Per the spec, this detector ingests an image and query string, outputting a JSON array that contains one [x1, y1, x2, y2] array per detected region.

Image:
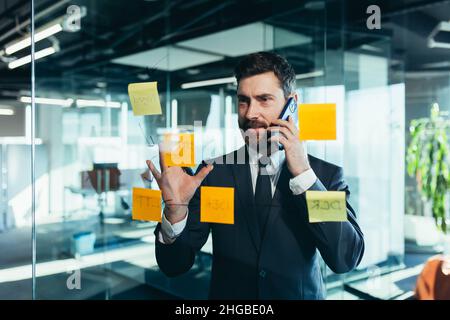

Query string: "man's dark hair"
[[234, 51, 296, 98]]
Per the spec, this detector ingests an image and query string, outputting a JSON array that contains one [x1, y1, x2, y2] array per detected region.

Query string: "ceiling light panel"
[[112, 45, 223, 71]]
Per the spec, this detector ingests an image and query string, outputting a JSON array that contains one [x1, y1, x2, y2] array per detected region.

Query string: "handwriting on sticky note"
[[306, 191, 347, 223], [128, 82, 162, 116], [299, 103, 336, 140], [201, 186, 234, 224], [162, 133, 195, 167], [132, 187, 162, 222]]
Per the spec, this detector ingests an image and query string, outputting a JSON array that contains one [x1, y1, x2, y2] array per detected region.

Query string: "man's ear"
[[293, 92, 299, 103]]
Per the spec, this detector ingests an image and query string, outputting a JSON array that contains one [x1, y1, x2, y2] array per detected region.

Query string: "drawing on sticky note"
[[200, 186, 234, 224], [132, 187, 162, 222], [298, 103, 336, 140], [205, 198, 229, 211], [128, 82, 162, 116], [309, 199, 343, 210], [162, 133, 195, 167], [305, 190, 347, 223]]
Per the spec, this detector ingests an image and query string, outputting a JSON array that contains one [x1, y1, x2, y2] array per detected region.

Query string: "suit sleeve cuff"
[[159, 208, 188, 241], [289, 168, 317, 195]]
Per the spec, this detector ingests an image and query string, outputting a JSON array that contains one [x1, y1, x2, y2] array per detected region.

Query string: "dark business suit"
[[154, 147, 364, 299]]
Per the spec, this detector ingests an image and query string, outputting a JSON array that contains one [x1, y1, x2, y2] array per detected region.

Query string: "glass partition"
[[0, 0, 32, 300], [4, 0, 422, 300]]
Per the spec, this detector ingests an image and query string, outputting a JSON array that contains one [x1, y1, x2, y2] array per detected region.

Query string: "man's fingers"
[[146, 160, 161, 180], [288, 115, 296, 130], [269, 135, 289, 149], [268, 126, 294, 140], [271, 118, 298, 136], [287, 117, 299, 135], [289, 115, 301, 138], [195, 164, 214, 184]]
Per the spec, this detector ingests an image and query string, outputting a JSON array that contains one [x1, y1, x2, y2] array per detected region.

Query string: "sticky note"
[[306, 191, 347, 223], [162, 133, 195, 167], [200, 186, 234, 224], [299, 103, 336, 140], [132, 187, 162, 222], [128, 82, 162, 116]]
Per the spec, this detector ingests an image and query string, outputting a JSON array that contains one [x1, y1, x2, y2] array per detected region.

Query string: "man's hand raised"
[[146, 150, 213, 224]]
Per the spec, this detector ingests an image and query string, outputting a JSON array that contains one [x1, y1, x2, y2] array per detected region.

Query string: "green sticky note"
[[128, 82, 162, 116], [306, 191, 347, 223]]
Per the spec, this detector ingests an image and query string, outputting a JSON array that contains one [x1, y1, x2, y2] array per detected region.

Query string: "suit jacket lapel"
[[231, 147, 261, 253]]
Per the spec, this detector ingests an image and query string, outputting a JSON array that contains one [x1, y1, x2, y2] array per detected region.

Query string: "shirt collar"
[[246, 145, 285, 174]]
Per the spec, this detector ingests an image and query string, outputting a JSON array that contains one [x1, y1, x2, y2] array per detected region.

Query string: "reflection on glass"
[[1, 0, 448, 301]]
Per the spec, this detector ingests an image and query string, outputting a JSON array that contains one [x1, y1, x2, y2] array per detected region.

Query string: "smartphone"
[[272, 97, 298, 150]]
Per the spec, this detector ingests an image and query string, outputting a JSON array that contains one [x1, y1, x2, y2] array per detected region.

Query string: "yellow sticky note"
[[132, 187, 162, 222], [200, 186, 234, 224], [162, 133, 195, 167], [128, 82, 162, 116], [299, 103, 336, 140], [306, 191, 347, 223]]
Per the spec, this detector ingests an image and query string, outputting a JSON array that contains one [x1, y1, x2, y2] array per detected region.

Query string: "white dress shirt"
[[158, 147, 317, 244]]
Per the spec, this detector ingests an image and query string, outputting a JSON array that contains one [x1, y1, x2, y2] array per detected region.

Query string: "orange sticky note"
[[200, 186, 234, 224], [162, 133, 195, 167], [299, 103, 336, 140], [132, 187, 162, 222]]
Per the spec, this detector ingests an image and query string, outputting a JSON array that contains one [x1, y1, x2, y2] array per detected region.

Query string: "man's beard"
[[239, 119, 277, 155], [241, 119, 267, 132]]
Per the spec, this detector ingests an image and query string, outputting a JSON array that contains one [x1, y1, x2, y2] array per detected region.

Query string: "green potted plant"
[[406, 103, 450, 234]]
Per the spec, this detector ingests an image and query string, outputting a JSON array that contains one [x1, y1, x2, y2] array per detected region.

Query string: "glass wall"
[[0, 0, 33, 300], [29, 0, 403, 299], [3, 0, 448, 300]]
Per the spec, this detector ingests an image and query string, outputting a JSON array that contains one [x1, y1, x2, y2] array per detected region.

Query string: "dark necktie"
[[254, 160, 272, 235]]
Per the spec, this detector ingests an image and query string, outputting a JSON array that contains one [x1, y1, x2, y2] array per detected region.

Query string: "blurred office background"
[[0, 0, 449, 300]]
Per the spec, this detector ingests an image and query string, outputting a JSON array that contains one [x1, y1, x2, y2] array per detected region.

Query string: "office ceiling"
[[0, 0, 449, 101]]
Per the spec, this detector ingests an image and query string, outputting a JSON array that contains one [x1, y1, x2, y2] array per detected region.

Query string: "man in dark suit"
[[147, 52, 364, 299]]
